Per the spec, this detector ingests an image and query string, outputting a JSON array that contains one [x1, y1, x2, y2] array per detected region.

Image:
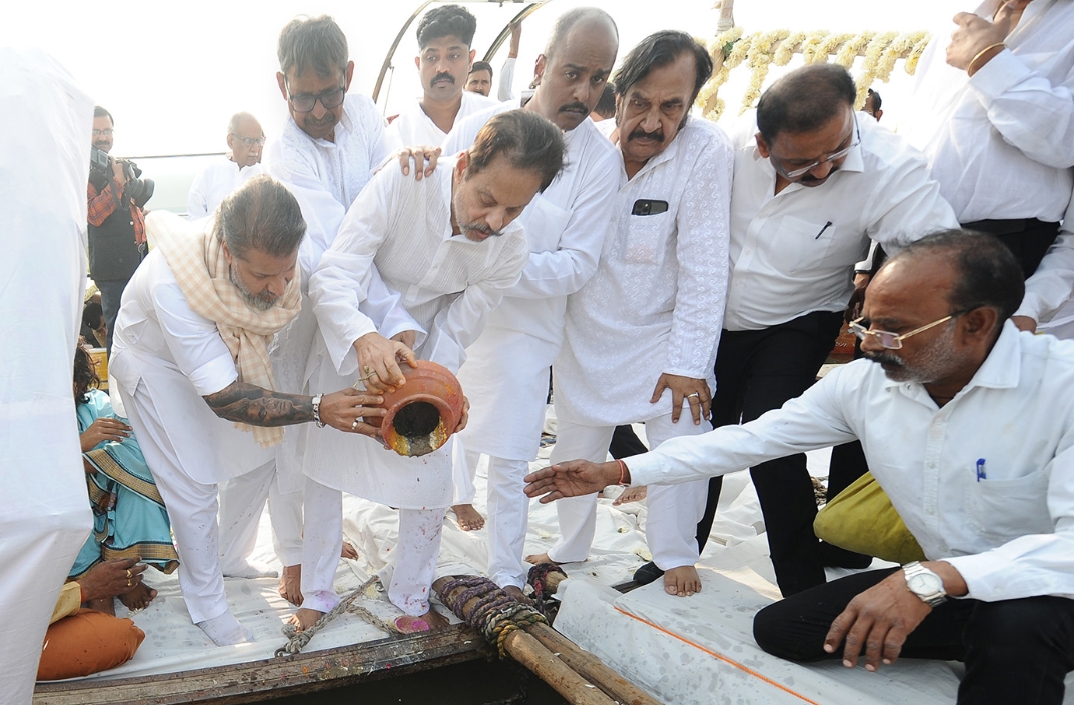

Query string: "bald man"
[[187, 112, 265, 221]]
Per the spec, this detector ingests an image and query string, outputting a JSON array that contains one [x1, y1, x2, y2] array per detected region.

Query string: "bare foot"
[[524, 552, 563, 566], [279, 565, 303, 606], [452, 504, 485, 531], [613, 485, 648, 505], [395, 607, 449, 633], [118, 582, 157, 610], [288, 607, 324, 632], [663, 566, 702, 597], [86, 596, 116, 616], [341, 540, 358, 560], [503, 585, 534, 605]]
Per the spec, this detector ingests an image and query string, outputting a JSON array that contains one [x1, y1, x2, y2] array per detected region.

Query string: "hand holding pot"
[[320, 388, 386, 437], [353, 332, 418, 393]]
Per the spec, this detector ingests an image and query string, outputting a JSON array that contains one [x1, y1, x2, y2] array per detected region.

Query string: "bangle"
[[615, 459, 629, 486], [967, 42, 1005, 76], [312, 393, 326, 428]]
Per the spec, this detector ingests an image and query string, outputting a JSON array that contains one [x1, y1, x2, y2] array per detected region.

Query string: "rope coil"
[[436, 575, 548, 658]]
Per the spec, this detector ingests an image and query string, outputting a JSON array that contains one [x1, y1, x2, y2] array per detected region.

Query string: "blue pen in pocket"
[[976, 458, 987, 482]]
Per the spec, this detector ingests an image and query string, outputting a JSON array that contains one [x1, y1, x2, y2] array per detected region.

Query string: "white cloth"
[[555, 117, 735, 427], [218, 460, 303, 571], [548, 415, 709, 564], [498, 56, 517, 102], [445, 106, 619, 459], [186, 157, 261, 221], [629, 322, 1074, 603], [384, 91, 498, 153], [1, 48, 93, 704], [724, 115, 959, 332], [261, 93, 392, 281], [902, 0, 1074, 223], [463, 452, 532, 589], [1017, 191, 1074, 322]]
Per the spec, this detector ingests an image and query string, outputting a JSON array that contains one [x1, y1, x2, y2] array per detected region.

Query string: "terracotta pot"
[[375, 360, 465, 457]]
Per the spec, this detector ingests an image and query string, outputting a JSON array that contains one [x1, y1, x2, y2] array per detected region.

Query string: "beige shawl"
[[148, 211, 301, 447]]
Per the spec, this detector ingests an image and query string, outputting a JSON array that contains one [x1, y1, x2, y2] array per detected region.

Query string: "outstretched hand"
[[524, 460, 619, 503], [353, 332, 417, 393], [395, 146, 441, 180], [320, 388, 386, 438]]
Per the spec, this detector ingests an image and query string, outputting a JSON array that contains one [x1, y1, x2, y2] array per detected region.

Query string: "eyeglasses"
[[772, 116, 860, 179], [848, 314, 956, 350], [287, 85, 346, 113], [231, 134, 266, 147], [92, 129, 114, 137]]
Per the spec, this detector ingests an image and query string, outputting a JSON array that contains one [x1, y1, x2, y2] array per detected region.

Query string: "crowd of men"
[[10, 1, 1074, 703]]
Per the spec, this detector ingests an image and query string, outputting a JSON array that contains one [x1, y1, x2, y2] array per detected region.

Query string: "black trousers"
[[961, 218, 1060, 280], [754, 568, 1074, 705], [697, 310, 847, 597]]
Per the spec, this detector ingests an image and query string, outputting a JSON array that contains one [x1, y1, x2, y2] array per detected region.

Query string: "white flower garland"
[[698, 29, 932, 120]]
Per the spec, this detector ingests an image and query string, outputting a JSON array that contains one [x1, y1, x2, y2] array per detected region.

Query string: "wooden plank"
[[34, 624, 488, 705]]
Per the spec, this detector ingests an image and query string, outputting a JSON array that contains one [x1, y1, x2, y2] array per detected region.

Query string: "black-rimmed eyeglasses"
[[287, 86, 346, 113]]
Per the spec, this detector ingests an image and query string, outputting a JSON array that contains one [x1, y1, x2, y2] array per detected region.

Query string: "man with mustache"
[[525, 230, 1074, 705], [440, 7, 619, 595], [187, 112, 265, 222], [385, 4, 497, 152], [108, 177, 387, 646], [688, 64, 958, 599], [527, 31, 734, 599], [295, 110, 565, 633]]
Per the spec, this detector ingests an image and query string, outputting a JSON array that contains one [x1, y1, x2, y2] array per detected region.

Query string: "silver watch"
[[312, 393, 326, 428], [902, 561, 946, 607]]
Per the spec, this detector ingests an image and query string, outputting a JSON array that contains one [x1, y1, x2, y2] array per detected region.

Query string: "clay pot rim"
[[382, 393, 455, 445]]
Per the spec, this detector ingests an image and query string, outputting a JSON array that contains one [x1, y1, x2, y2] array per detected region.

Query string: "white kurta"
[[555, 118, 735, 427], [2, 48, 93, 704], [901, 0, 1074, 223], [1019, 192, 1074, 323], [444, 105, 619, 460], [304, 160, 529, 508], [186, 157, 262, 221], [724, 115, 959, 331], [384, 91, 498, 153]]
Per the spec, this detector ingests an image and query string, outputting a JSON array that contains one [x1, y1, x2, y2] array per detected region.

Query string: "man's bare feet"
[[118, 582, 157, 610], [86, 596, 116, 616], [524, 552, 562, 566], [503, 585, 534, 605], [612, 485, 648, 505], [664, 566, 702, 597], [452, 504, 485, 531], [395, 607, 450, 633], [341, 540, 358, 560], [279, 565, 303, 606], [288, 607, 325, 632]]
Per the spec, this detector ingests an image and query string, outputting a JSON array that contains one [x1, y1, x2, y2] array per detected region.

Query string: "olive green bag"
[[813, 471, 926, 565]]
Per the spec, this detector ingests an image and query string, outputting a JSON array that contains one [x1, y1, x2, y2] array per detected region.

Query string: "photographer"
[[88, 106, 152, 355]]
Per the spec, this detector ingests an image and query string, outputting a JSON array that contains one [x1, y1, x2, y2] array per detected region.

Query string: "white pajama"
[[218, 461, 304, 572], [547, 413, 709, 568], [301, 477, 444, 617], [461, 450, 533, 589]]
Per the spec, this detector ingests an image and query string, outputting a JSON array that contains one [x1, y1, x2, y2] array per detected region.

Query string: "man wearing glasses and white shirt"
[[187, 112, 265, 222], [685, 64, 959, 599]]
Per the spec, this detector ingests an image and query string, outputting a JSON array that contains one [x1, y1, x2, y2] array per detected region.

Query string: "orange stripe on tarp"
[[613, 605, 823, 705]]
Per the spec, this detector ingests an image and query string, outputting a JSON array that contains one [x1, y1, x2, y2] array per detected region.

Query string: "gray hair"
[[543, 7, 618, 62], [277, 15, 348, 79], [227, 111, 259, 136], [214, 176, 306, 259]]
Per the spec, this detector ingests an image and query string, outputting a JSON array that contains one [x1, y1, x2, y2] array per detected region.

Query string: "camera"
[[89, 146, 112, 181], [116, 158, 155, 209]]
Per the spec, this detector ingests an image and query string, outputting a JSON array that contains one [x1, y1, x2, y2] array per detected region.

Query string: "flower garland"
[[697, 29, 932, 120]]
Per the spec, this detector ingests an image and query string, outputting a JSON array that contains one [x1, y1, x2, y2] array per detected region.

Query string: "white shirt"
[[384, 91, 498, 153], [186, 156, 261, 221], [724, 115, 959, 331], [261, 93, 391, 280], [309, 157, 529, 377], [1018, 190, 1074, 322], [554, 118, 735, 426], [902, 0, 1074, 223], [443, 104, 619, 344], [629, 323, 1074, 603], [498, 56, 517, 102]]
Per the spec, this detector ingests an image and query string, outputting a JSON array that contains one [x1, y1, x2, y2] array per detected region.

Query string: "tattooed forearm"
[[203, 381, 314, 427]]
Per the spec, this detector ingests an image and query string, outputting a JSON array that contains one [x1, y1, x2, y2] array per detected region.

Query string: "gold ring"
[[126, 569, 132, 578], [126, 579, 132, 588], [351, 419, 360, 431]]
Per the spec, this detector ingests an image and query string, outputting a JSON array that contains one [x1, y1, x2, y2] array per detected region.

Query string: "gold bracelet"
[[967, 42, 1006, 76]]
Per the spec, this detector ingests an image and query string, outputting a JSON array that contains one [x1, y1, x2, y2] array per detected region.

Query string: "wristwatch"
[[902, 561, 947, 607], [312, 393, 326, 428]]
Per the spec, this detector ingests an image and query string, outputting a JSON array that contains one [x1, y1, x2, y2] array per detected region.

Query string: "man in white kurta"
[[2, 48, 94, 704], [440, 7, 619, 596], [383, 4, 497, 152], [215, 15, 405, 601], [542, 33, 735, 598], [187, 112, 264, 222], [299, 110, 564, 629], [901, 0, 1074, 279]]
